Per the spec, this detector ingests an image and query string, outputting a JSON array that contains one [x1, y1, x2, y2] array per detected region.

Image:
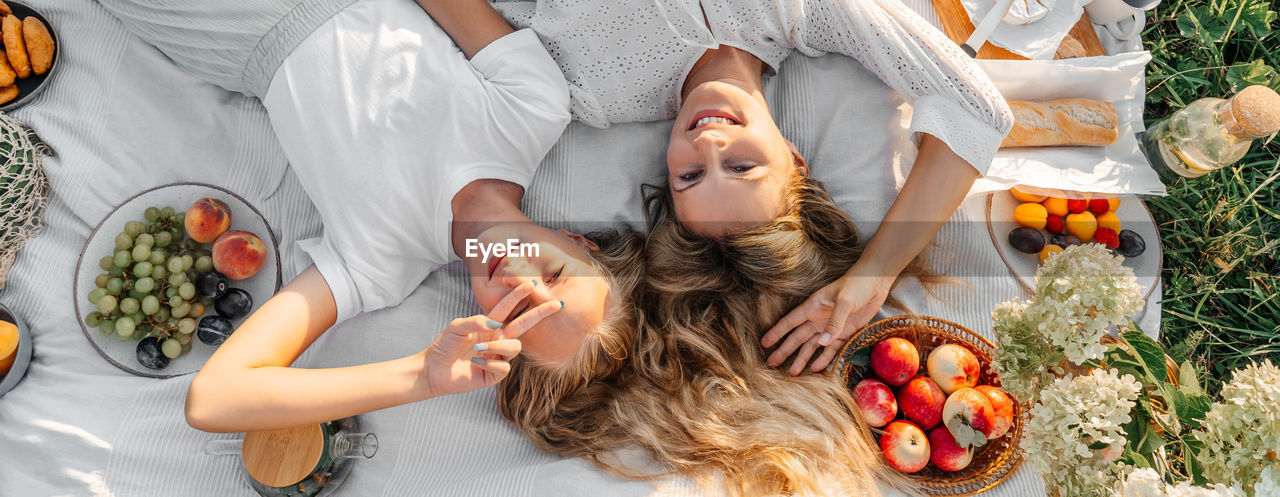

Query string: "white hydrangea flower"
[[1024, 369, 1141, 496], [1113, 468, 1246, 497], [1195, 360, 1280, 496], [1028, 244, 1145, 364], [990, 298, 1060, 403]]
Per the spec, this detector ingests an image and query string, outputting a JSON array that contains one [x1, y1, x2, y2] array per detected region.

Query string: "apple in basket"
[[975, 385, 1014, 439], [879, 420, 930, 473], [898, 376, 947, 430], [942, 388, 997, 448], [853, 379, 898, 428], [926, 344, 980, 394], [928, 426, 973, 472], [870, 337, 919, 387]]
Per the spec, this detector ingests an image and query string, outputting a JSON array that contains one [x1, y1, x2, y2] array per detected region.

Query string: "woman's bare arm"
[[411, 0, 516, 58]]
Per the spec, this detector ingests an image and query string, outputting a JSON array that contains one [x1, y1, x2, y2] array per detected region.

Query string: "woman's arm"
[[185, 266, 555, 432], [762, 136, 978, 375], [411, 0, 515, 58]]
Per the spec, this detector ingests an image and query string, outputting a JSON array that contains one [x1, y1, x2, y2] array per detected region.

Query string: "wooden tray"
[[931, 0, 1107, 59]]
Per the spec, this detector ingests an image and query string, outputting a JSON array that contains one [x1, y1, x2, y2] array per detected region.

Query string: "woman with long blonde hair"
[[500, 174, 935, 496]]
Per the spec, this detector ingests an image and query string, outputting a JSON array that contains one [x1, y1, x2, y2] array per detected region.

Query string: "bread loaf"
[[1001, 99, 1119, 148]]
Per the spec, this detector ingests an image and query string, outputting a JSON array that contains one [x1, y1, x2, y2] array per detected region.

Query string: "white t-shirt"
[[263, 0, 571, 324]]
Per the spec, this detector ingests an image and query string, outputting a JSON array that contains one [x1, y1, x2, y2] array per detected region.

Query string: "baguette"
[[1001, 99, 1119, 148]]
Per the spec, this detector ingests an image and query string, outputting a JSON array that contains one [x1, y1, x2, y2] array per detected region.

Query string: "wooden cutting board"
[[931, 0, 1107, 59]]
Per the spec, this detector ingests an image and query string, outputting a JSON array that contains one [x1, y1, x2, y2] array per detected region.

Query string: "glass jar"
[[204, 416, 377, 497], [1140, 85, 1280, 181]]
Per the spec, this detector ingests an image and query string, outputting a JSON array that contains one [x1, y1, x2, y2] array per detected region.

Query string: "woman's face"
[[466, 223, 610, 366], [666, 81, 806, 238]]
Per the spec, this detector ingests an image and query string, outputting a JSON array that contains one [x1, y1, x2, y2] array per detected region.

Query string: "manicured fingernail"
[[818, 333, 833, 346], [473, 343, 489, 351], [558, 300, 565, 309], [485, 319, 501, 329], [471, 357, 485, 365], [530, 279, 538, 287]]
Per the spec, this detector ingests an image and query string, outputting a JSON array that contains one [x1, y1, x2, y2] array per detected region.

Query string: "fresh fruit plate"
[[73, 183, 281, 378], [834, 316, 1026, 496], [986, 190, 1161, 300], [0, 301, 33, 398]]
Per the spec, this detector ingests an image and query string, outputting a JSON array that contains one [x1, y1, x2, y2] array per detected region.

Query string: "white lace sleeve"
[[796, 0, 1013, 174]]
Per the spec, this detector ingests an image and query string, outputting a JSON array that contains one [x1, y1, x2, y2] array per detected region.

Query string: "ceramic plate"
[[986, 191, 1161, 300], [73, 183, 281, 378], [0, 2, 61, 112], [0, 302, 33, 397]]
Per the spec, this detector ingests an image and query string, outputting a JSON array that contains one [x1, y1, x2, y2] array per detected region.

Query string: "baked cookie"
[[22, 17, 52, 75], [2, 16, 29, 78]]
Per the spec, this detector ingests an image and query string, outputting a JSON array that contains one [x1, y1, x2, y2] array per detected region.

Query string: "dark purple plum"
[[197, 315, 234, 346], [1051, 234, 1083, 248], [196, 271, 228, 300], [1117, 230, 1146, 257], [1009, 227, 1045, 254], [136, 337, 170, 370], [214, 288, 253, 319]]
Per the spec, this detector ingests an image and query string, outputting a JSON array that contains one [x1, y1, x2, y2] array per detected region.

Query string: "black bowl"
[[0, 1, 60, 112]]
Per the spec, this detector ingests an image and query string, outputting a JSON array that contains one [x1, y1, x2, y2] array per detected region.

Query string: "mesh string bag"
[[0, 112, 53, 289]]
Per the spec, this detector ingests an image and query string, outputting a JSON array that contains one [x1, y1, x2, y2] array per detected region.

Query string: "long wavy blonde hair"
[[499, 175, 928, 496]]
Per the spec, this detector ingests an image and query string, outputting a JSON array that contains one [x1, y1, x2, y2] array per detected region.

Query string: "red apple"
[[853, 379, 898, 428], [927, 344, 980, 394], [928, 426, 973, 471], [943, 388, 997, 445], [899, 376, 947, 429], [871, 337, 919, 387], [880, 420, 930, 473], [975, 385, 1014, 439]]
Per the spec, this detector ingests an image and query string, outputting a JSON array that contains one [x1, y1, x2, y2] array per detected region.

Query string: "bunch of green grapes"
[[84, 206, 217, 364]]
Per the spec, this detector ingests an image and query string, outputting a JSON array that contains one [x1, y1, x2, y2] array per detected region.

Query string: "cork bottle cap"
[[242, 424, 325, 488], [1231, 85, 1280, 137]]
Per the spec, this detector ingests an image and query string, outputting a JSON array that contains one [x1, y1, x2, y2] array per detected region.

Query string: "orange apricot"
[[1096, 212, 1122, 233], [1010, 187, 1047, 203], [1014, 203, 1049, 230], [1042, 197, 1069, 217], [1039, 244, 1064, 264], [1065, 211, 1098, 242]]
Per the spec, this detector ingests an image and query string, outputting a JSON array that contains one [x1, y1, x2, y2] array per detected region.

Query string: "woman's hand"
[[761, 265, 894, 376], [419, 281, 561, 398]]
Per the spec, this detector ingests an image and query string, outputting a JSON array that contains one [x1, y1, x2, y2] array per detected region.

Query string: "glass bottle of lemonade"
[[1141, 85, 1280, 181]]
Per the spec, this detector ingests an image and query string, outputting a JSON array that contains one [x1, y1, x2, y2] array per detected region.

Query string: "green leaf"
[[1087, 440, 1110, 450], [1121, 445, 1153, 469], [1226, 59, 1277, 91], [849, 347, 871, 367], [1178, 360, 1203, 396], [1237, 0, 1276, 37], [1123, 330, 1168, 384]]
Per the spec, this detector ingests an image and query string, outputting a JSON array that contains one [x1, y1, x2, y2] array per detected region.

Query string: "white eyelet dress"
[[492, 0, 1014, 172]]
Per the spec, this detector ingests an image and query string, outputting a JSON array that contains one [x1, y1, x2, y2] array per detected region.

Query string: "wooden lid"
[[241, 424, 324, 488], [1231, 85, 1280, 137]]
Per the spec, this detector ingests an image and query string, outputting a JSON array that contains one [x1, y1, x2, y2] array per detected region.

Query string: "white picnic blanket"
[[0, 0, 1161, 496]]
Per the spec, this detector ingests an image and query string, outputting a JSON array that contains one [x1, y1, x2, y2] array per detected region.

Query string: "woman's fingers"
[[762, 305, 809, 348], [810, 341, 846, 373], [473, 338, 522, 360], [500, 299, 563, 340], [766, 322, 818, 367], [486, 280, 539, 323], [789, 339, 822, 376], [822, 296, 857, 344], [469, 357, 512, 380]]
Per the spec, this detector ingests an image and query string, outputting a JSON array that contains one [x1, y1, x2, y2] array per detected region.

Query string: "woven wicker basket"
[[834, 316, 1027, 496]]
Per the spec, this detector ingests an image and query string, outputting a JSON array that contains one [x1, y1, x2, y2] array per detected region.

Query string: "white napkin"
[[961, 0, 1086, 59], [969, 52, 1167, 197]]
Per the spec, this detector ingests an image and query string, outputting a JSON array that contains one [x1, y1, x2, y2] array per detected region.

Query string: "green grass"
[[1141, 0, 1279, 390]]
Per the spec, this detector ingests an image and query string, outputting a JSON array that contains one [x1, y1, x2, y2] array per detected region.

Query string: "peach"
[[212, 230, 266, 280], [853, 379, 898, 428], [0, 320, 17, 377], [1039, 244, 1063, 264], [975, 385, 1014, 439], [1013, 203, 1048, 230], [943, 388, 997, 443], [1065, 211, 1097, 242], [880, 420, 930, 473], [1096, 211, 1122, 233], [928, 426, 973, 472], [186, 198, 232, 243], [926, 344, 979, 394], [871, 337, 920, 387], [1042, 197, 1069, 217], [1009, 187, 1046, 203], [899, 376, 947, 429]]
